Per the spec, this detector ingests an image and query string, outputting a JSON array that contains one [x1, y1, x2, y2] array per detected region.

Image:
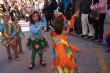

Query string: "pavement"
[[105, 10, 110, 24], [0, 19, 110, 73]]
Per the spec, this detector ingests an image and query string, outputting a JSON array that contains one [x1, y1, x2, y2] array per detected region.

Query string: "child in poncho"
[[0, 12, 19, 61]]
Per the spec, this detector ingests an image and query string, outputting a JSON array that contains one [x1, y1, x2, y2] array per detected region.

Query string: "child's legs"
[[18, 40, 23, 52], [31, 48, 37, 64], [38, 51, 43, 61], [11, 44, 18, 57], [16, 41, 18, 52], [5, 45, 11, 57]]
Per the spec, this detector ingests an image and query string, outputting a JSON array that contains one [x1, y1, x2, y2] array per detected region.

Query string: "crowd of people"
[[0, 0, 110, 73], [79, 0, 110, 52]]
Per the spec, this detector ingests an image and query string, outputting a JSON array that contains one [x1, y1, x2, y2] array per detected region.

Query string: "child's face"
[[2, 15, 10, 24], [32, 13, 39, 22]]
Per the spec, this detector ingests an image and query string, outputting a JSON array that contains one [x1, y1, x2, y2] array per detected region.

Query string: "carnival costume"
[[52, 35, 79, 73], [51, 10, 79, 73], [27, 17, 48, 66], [16, 24, 25, 41], [0, 13, 19, 60], [0, 22, 17, 47]]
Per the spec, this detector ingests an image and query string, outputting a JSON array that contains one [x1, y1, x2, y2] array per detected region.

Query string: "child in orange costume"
[[51, 15, 80, 73], [51, 10, 79, 48], [51, 10, 79, 37]]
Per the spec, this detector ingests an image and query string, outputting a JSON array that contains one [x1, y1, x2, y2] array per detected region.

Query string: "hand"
[[96, 17, 100, 20], [51, 42, 55, 49], [31, 37, 35, 41], [26, 40, 28, 44], [71, 66, 78, 70], [41, 14, 45, 18], [74, 11, 79, 17], [35, 44, 40, 49]]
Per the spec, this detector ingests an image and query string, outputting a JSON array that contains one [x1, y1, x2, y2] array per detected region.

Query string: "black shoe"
[[7, 56, 13, 62], [81, 35, 88, 38], [70, 28, 74, 32], [28, 63, 35, 70], [91, 37, 98, 41], [44, 27, 50, 32], [8, 56, 12, 62], [8, 56, 12, 60], [106, 49, 110, 52], [95, 39, 103, 43], [87, 36, 93, 39]]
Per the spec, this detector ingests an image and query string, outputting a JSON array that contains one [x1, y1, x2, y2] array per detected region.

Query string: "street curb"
[[69, 32, 107, 48]]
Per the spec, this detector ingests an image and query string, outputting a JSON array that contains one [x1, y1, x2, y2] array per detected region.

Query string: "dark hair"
[[53, 15, 64, 35], [93, 0, 99, 4], [44, 0, 49, 5], [50, 0, 58, 10], [0, 4, 6, 12], [107, 0, 110, 9], [29, 11, 41, 24]]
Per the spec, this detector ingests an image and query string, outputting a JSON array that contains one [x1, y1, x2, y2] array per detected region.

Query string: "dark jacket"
[[79, 0, 92, 14], [42, 3, 50, 15], [107, 0, 110, 9], [42, 0, 58, 14]]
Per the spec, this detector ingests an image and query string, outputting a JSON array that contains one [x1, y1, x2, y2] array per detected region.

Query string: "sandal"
[[40, 60, 46, 66], [7, 56, 12, 62], [15, 56, 20, 61], [28, 63, 35, 70]]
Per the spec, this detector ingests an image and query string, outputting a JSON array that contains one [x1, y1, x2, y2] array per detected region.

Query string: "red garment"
[[3, 0, 7, 2], [106, 32, 110, 37]]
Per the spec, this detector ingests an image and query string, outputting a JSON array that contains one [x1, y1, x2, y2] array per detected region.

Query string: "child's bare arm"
[[69, 44, 80, 53]]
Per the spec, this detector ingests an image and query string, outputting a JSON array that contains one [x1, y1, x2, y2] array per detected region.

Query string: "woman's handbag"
[[90, 11, 100, 20]]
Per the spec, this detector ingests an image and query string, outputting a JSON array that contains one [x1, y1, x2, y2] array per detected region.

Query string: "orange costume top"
[[51, 34, 79, 73]]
